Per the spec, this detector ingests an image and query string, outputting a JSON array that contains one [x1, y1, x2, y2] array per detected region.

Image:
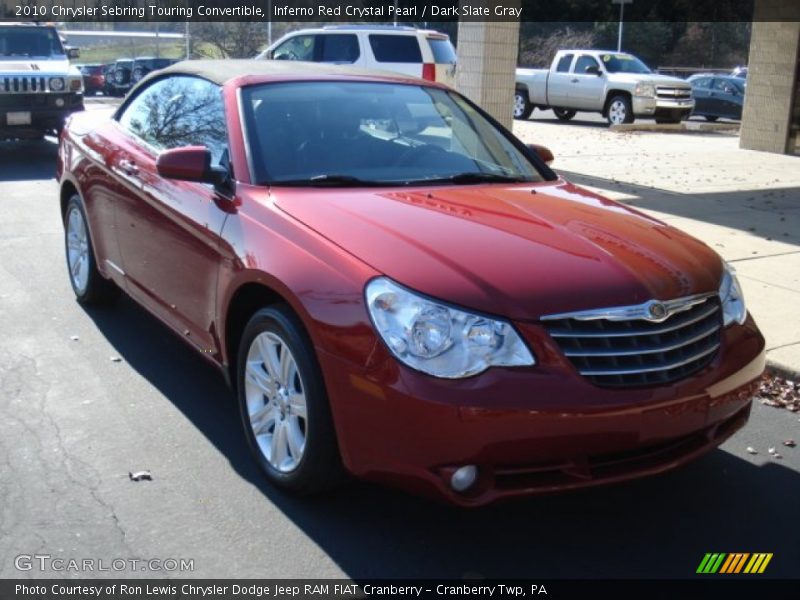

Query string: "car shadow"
[[559, 170, 800, 249], [81, 295, 800, 579], [0, 139, 59, 182]]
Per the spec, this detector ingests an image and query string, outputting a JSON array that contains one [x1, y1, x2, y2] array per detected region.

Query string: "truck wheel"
[[513, 91, 533, 120], [553, 108, 576, 121], [606, 95, 633, 125]]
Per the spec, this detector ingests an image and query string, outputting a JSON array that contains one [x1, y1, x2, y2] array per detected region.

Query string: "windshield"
[[0, 26, 64, 59], [599, 53, 651, 74], [243, 81, 547, 186]]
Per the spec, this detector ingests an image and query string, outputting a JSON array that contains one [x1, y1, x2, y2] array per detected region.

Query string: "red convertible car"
[[57, 61, 765, 506]]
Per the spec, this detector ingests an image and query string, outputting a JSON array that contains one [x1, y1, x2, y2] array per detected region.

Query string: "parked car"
[[0, 22, 84, 140], [688, 74, 745, 121], [101, 63, 116, 95], [256, 25, 457, 87], [57, 60, 765, 506], [107, 58, 134, 95], [515, 50, 694, 125], [130, 56, 175, 84], [78, 63, 105, 95]]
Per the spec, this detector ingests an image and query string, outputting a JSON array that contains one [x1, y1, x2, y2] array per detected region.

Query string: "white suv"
[[256, 25, 457, 87]]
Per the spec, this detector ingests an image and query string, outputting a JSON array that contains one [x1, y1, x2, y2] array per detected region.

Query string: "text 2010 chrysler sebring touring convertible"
[[57, 61, 765, 506]]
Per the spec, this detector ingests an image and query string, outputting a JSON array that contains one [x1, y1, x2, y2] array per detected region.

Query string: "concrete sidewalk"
[[514, 120, 800, 378]]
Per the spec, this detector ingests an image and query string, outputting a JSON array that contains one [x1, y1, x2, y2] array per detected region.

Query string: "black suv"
[[131, 57, 175, 84]]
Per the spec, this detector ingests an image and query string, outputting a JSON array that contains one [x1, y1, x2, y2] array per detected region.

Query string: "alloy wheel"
[[608, 100, 628, 125], [513, 93, 526, 118], [244, 332, 308, 473], [66, 206, 90, 294]]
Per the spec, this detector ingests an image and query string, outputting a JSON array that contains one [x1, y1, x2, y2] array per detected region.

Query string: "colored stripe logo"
[[697, 552, 773, 574]]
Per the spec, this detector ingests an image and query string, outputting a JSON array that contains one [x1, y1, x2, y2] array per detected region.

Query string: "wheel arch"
[[222, 279, 314, 392], [59, 178, 80, 220], [603, 90, 632, 116]]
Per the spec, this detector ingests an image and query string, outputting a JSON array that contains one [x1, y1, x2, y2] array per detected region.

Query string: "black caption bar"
[[4, 0, 798, 23], [4, 580, 800, 600]]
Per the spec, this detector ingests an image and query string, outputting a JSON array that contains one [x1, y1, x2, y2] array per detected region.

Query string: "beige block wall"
[[739, 1, 800, 154], [455, 4, 521, 131]]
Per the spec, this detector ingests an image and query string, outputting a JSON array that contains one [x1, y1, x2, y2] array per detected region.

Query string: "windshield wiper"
[[411, 172, 529, 185], [271, 174, 394, 187]]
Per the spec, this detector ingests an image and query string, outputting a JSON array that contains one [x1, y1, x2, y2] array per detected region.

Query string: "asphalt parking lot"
[[0, 130, 798, 579]]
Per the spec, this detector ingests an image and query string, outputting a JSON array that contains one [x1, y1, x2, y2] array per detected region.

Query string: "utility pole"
[[612, 0, 633, 52]]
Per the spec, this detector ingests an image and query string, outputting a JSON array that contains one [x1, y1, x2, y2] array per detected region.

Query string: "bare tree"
[[190, 22, 269, 59]]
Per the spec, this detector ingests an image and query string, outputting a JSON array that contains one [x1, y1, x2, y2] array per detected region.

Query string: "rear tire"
[[553, 108, 576, 121], [237, 305, 345, 494], [513, 91, 533, 120], [606, 95, 634, 125], [63, 194, 119, 305]]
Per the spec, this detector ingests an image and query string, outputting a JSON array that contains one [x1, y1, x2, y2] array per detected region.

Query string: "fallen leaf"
[[129, 471, 152, 482]]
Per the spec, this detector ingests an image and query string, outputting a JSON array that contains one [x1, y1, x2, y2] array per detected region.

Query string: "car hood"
[[274, 181, 722, 321], [0, 58, 77, 77]]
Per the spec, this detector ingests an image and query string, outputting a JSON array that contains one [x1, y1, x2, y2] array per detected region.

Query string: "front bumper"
[[319, 315, 765, 506], [0, 93, 84, 136], [633, 96, 695, 117]]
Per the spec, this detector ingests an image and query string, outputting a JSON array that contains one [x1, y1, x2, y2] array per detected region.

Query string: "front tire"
[[606, 95, 634, 125], [553, 107, 576, 121], [63, 194, 119, 305], [513, 91, 533, 120], [237, 305, 344, 494]]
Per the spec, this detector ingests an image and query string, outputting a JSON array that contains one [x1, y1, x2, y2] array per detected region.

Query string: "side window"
[[693, 77, 711, 89], [574, 55, 600, 74], [320, 34, 359, 63], [118, 76, 228, 166], [712, 78, 737, 93], [369, 34, 422, 63], [273, 35, 315, 61], [555, 54, 574, 73]]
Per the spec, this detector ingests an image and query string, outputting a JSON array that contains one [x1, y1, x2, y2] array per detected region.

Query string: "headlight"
[[719, 262, 746, 326], [365, 277, 535, 378], [49, 77, 65, 92], [634, 82, 656, 97], [69, 78, 83, 92]]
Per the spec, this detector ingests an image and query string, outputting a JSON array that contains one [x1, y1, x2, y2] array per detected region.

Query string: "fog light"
[[55, 98, 65, 107], [450, 465, 478, 492]]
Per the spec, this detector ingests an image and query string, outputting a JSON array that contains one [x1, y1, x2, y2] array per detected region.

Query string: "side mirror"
[[528, 143, 554, 166], [156, 146, 230, 188], [585, 65, 601, 76], [67, 47, 80, 60]]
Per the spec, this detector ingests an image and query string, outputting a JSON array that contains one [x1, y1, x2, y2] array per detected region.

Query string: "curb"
[[610, 122, 740, 134], [766, 359, 800, 382]]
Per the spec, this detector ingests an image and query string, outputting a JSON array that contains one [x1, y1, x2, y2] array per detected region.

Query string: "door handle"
[[118, 159, 139, 176], [571, 78, 579, 83]]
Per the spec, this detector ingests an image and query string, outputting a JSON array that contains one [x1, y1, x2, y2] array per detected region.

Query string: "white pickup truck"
[[514, 49, 694, 126]]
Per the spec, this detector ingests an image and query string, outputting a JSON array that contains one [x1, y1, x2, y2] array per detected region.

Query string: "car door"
[[112, 75, 230, 357], [569, 54, 606, 110], [546, 53, 574, 107], [713, 79, 741, 119], [691, 77, 713, 114]]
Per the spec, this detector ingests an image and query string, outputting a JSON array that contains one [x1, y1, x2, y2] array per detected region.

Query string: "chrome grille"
[[543, 295, 722, 388], [656, 86, 692, 100], [2, 76, 49, 93]]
